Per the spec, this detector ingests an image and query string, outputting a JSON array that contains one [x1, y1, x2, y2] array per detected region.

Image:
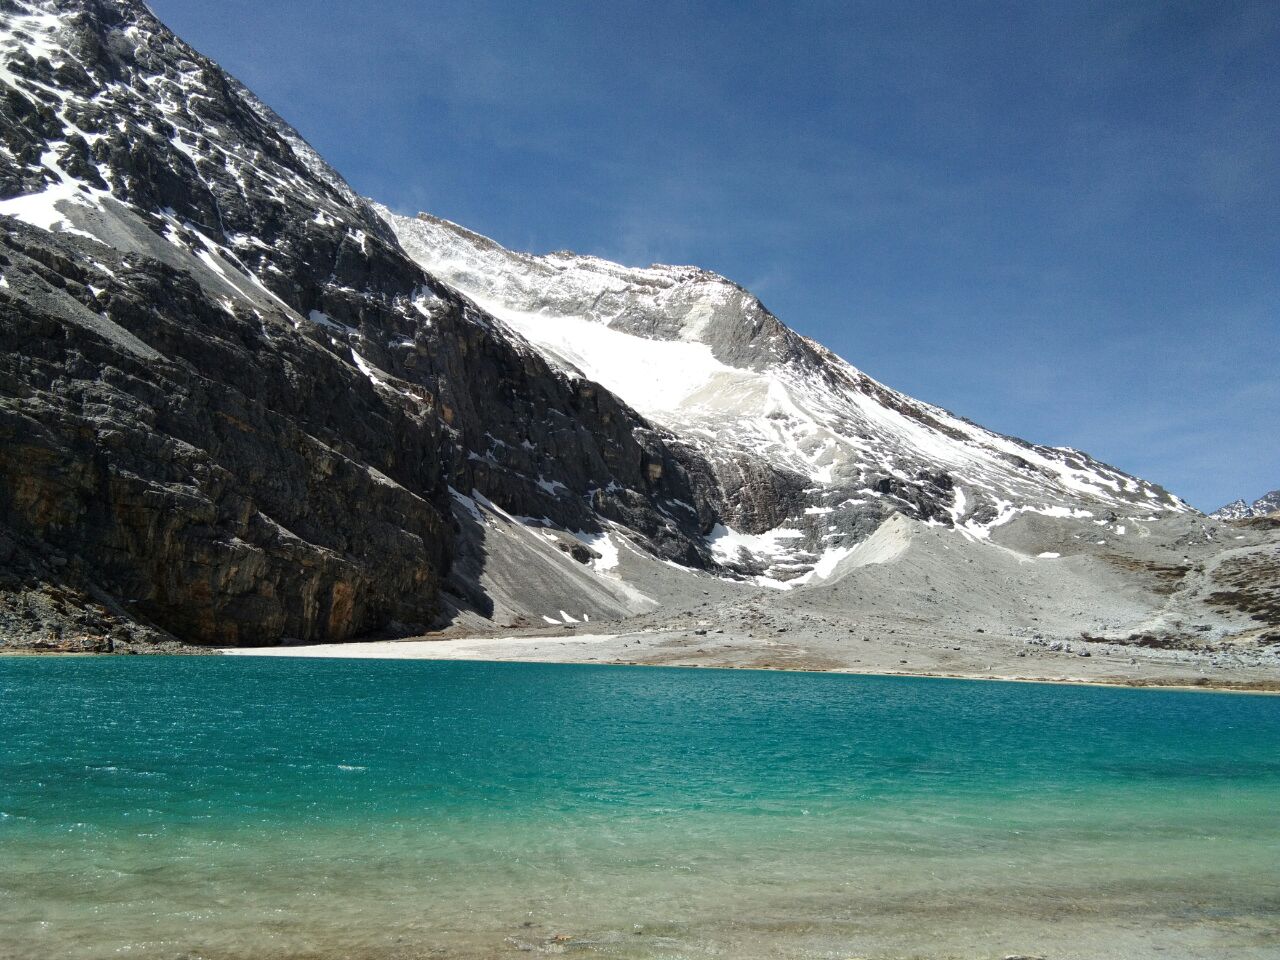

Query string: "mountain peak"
[[381, 203, 810, 372], [1212, 490, 1280, 520]]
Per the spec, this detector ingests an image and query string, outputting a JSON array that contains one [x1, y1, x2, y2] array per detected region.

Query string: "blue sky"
[[150, 0, 1278, 511]]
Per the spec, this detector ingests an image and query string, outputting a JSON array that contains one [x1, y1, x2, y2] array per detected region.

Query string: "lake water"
[[1, 656, 1277, 959]]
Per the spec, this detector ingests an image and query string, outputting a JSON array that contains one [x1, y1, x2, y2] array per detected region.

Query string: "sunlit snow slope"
[[381, 208, 1189, 585]]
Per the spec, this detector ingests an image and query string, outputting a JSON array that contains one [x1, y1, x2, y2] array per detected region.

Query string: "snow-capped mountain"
[[0, 0, 1197, 648], [1212, 490, 1280, 521], [381, 210, 1189, 585]]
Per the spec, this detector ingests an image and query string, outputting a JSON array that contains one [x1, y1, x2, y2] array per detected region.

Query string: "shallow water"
[[1, 657, 1277, 959]]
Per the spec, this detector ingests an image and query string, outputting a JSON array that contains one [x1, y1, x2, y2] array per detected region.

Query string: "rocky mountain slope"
[[382, 209, 1189, 586], [1, 0, 1267, 657], [0, 0, 722, 647], [1212, 489, 1280, 521]]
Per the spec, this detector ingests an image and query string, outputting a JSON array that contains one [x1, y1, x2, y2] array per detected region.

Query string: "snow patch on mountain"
[[473, 297, 736, 414]]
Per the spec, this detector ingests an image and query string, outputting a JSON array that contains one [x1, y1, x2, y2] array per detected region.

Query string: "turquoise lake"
[[1, 656, 1278, 959]]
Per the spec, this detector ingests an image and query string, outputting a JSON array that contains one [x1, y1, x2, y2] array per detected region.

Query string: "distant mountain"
[[0, 0, 1192, 648], [1212, 490, 1280, 520]]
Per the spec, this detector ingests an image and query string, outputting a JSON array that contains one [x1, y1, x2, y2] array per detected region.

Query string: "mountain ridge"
[[381, 203, 1188, 584], [1212, 489, 1280, 521]]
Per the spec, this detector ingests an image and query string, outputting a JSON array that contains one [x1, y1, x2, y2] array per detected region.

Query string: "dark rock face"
[[0, 0, 724, 647], [0, 220, 452, 645]]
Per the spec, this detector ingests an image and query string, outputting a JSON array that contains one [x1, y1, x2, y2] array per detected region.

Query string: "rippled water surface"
[[1, 656, 1278, 959]]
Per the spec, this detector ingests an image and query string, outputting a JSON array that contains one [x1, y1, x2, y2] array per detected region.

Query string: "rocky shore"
[[218, 616, 1280, 694]]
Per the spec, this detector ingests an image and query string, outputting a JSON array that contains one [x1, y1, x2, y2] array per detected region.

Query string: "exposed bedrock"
[[0, 222, 451, 645]]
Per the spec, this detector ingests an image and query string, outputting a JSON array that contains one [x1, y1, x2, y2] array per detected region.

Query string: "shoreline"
[[7, 630, 1278, 694], [4, 653, 1277, 694], [213, 637, 1280, 694]]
